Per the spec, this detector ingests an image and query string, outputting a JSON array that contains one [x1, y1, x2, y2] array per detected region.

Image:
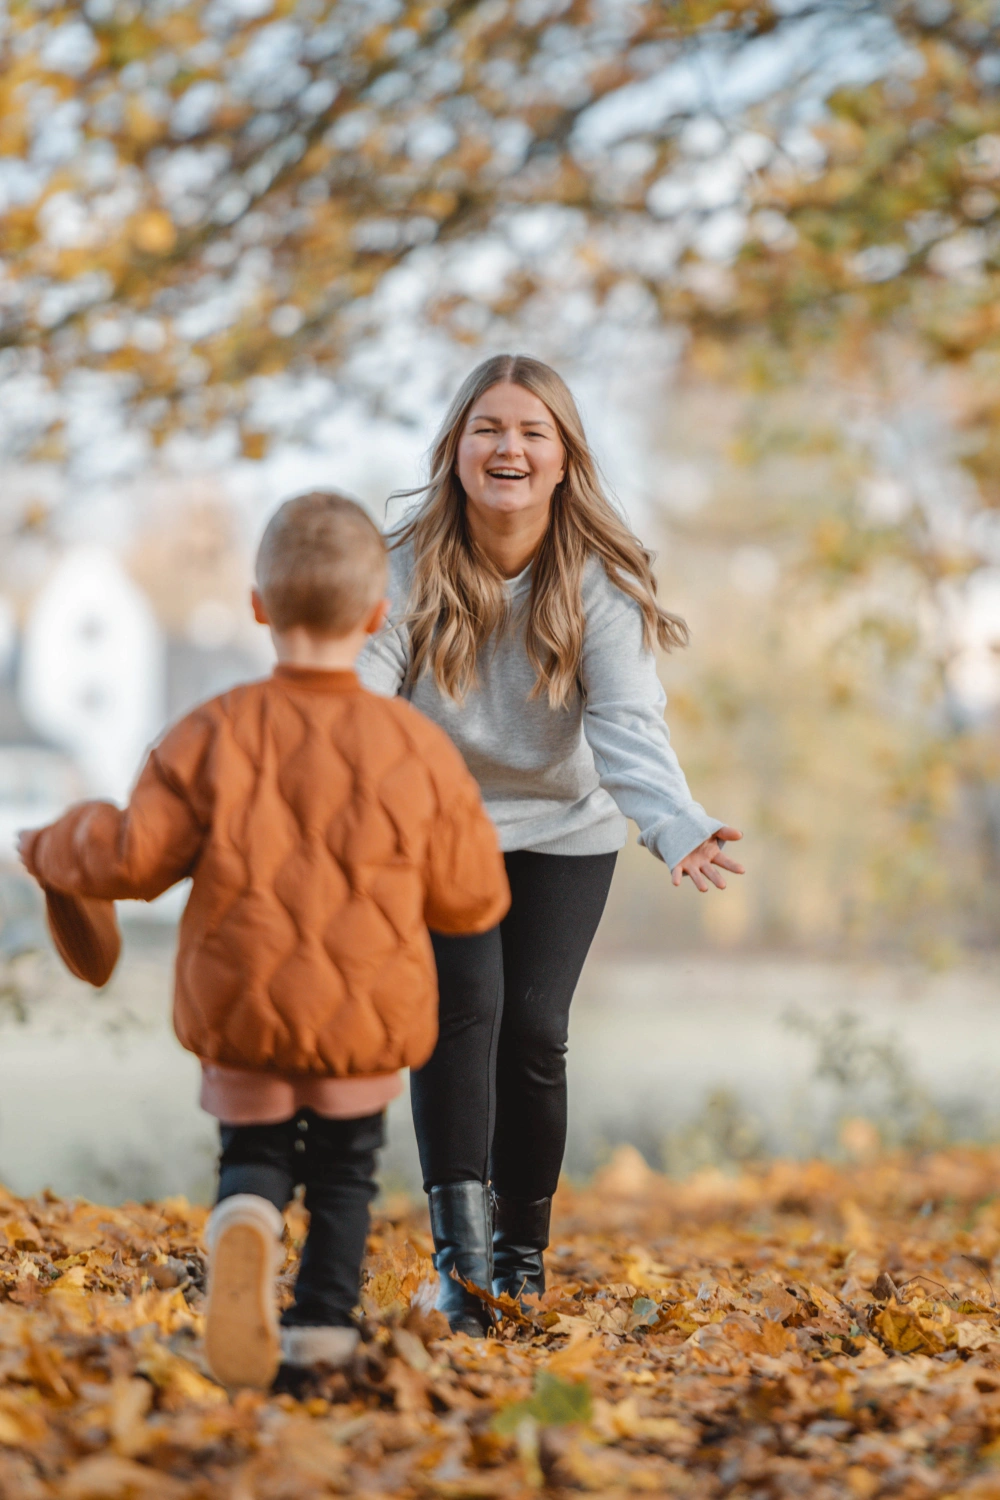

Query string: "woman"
[[359, 354, 742, 1335]]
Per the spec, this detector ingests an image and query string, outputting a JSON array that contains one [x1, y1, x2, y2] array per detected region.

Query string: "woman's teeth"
[[488, 469, 527, 479]]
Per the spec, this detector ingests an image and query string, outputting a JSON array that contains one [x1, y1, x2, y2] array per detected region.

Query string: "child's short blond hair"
[[255, 491, 387, 636]]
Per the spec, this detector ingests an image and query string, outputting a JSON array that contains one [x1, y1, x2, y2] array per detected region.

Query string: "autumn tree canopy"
[[4, 0, 1000, 462]]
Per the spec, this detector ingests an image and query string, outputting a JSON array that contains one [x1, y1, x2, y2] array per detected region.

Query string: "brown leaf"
[[455, 1275, 528, 1327], [402, 1302, 450, 1346], [871, 1271, 899, 1302], [0, 1391, 49, 1448], [755, 1285, 801, 1324], [108, 1378, 153, 1458], [59, 1454, 188, 1499], [722, 1312, 795, 1357], [383, 1357, 432, 1414], [24, 1340, 75, 1403], [3, 1221, 42, 1253], [955, 1319, 997, 1350], [390, 1326, 431, 1373]]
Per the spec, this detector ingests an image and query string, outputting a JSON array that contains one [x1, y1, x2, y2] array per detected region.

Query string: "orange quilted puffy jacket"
[[21, 666, 510, 1077]]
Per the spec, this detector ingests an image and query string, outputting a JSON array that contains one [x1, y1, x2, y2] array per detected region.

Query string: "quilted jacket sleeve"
[[20, 712, 210, 902], [418, 726, 510, 936]]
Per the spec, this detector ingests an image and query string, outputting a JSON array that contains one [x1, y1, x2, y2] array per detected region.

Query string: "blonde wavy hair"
[[392, 353, 688, 708]]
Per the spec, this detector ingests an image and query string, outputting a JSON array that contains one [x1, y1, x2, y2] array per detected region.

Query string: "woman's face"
[[456, 382, 566, 520]]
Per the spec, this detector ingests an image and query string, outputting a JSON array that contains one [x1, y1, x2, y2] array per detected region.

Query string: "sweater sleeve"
[[416, 726, 511, 935], [356, 621, 408, 697], [21, 715, 209, 902], [581, 570, 723, 871]]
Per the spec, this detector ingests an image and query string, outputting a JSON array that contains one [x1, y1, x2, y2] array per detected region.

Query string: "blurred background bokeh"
[[2, 0, 1000, 1202]]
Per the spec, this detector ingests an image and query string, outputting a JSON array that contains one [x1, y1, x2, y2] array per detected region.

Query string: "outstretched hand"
[[16, 829, 37, 873], [671, 826, 744, 892]]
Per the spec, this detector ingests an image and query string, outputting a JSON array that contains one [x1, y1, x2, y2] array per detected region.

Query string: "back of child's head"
[[256, 491, 386, 635]]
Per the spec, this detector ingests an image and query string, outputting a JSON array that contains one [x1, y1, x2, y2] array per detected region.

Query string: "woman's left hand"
[[671, 826, 744, 892], [16, 829, 37, 873]]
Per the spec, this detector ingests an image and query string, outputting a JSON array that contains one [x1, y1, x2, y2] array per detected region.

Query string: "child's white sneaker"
[[280, 1325, 360, 1370], [204, 1194, 283, 1389]]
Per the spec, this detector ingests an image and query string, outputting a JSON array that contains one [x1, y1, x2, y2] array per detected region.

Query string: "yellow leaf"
[[546, 1312, 596, 1340], [104, 1287, 196, 1337], [846, 1466, 881, 1499], [0, 1411, 24, 1448], [136, 1337, 225, 1406], [872, 1301, 949, 1356], [853, 1338, 889, 1367], [3, 1218, 42, 1251], [804, 1282, 849, 1322], [132, 211, 176, 256], [956, 1319, 996, 1350], [240, 430, 269, 460], [123, 97, 164, 148], [45, 1266, 93, 1331], [840, 1199, 876, 1253], [546, 1328, 600, 1376], [109, 1377, 153, 1457], [0, 1391, 48, 1447]]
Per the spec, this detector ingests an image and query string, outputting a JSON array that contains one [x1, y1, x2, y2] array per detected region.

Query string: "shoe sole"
[[204, 1222, 279, 1389]]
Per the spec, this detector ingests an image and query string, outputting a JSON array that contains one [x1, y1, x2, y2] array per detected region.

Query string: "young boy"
[[18, 492, 510, 1390]]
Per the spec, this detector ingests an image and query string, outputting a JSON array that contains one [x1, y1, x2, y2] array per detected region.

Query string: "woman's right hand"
[[671, 826, 744, 892]]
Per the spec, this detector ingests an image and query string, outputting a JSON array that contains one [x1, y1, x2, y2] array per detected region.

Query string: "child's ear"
[[363, 597, 390, 636], [251, 588, 269, 626]]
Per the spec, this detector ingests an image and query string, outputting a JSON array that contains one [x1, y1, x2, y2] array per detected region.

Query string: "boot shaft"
[[492, 1193, 551, 1301], [427, 1181, 494, 1337]]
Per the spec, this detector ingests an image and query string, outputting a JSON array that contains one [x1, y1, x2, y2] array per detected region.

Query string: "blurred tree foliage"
[[6, 1, 999, 447], [0, 0, 788, 452], [599, 364, 1000, 961], [3, 2, 995, 435]]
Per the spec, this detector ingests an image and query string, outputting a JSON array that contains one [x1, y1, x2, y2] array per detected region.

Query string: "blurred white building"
[[0, 537, 261, 941], [18, 548, 165, 802]]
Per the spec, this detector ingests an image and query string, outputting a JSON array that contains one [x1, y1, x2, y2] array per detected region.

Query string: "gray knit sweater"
[[357, 538, 722, 870]]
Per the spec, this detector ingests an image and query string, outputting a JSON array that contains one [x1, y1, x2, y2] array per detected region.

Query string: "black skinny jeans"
[[411, 849, 616, 1200], [216, 1109, 383, 1327]]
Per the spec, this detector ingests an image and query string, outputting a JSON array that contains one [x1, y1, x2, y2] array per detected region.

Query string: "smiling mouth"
[[487, 468, 529, 480]]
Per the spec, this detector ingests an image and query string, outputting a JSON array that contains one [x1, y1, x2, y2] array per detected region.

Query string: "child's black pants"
[[216, 1108, 384, 1328]]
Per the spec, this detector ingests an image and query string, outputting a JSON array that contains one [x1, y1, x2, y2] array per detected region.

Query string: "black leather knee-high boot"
[[427, 1182, 494, 1337], [492, 1194, 551, 1303]]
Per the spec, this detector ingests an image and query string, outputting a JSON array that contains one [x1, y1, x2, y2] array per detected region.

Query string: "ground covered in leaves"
[[1, 1147, 1000, 1495]]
